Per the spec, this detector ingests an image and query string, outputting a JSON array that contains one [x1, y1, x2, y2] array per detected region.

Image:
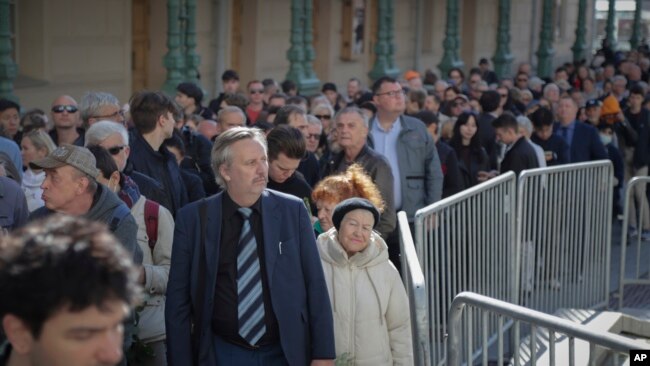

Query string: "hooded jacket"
[[21, 168, 45, 212], [317, 229, 412, 365]]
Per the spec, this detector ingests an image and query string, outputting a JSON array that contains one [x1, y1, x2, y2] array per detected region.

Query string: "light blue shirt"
[[371, 117, 402, 210]]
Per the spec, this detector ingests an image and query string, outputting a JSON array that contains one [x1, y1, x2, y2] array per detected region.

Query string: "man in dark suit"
[[477, 90, 501, 169], [165, 127, 335, 366], [493, 112, 539, 176], [554, 97, 608, 163]]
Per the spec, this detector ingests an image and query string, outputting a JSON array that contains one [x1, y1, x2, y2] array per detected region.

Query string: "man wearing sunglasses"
[[246, 80, 266, 123], [49, 95, 84, 147]]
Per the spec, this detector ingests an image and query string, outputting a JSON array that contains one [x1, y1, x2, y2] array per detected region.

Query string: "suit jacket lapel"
[[204, 194, 223, 300], [261, 190, 280, 287]]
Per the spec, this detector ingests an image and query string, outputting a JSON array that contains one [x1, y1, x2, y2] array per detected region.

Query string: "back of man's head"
[[267, 125, 306, 161], [530, 106, 554, 128], [0, 215, 139, 350], [129, 91, 178, 134], [479, 90, 501, 113], [274, 105, 307, 126]]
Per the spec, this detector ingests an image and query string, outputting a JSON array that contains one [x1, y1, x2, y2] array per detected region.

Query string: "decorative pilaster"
[[368, 0, 400, 81], [300, 0, 320, 95], [184, 0, 201, 84], [571, 0, 588, 62], [630, 0, 642, 50], [163, 0, 186, 94], [536, 0, 555, 79], [492, 0, 514, 79], [0, 0, 18, 102], [285, 0, 306, 89], [605, 0, 617, 51], [437, 0, 464, 77]]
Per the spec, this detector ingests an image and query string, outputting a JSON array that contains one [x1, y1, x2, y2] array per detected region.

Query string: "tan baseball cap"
[[30, 144, 100, 179]]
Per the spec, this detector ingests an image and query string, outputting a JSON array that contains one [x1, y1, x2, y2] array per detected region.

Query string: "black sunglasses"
[[107, 145, 127, 155], [51, 105, 78, 113], [314, 114, 331, 120]]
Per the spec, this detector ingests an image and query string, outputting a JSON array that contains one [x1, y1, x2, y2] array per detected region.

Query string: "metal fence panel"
[[618, 176, 650, 309], [414, 172, 517, 366], [447, 292, 644, 366], [398, 211, 431, 366], [516, 160, 613, 312]]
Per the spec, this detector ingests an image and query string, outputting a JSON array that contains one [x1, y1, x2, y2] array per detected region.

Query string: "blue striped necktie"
[[236, 207, 266, 345]]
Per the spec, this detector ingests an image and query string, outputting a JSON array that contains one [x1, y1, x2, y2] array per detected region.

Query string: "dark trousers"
[[213, 336, 288, 366]]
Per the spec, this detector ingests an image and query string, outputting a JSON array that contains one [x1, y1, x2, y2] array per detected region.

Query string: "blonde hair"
[[24, 130, 56, 155], [312, 164, 385, 212]]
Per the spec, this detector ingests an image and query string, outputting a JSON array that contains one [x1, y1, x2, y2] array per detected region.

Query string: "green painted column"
[[438, 0, 464, 78], [163, 0, 186, 94], [605, 0, 617, 51], [368, 0, 400, 81], [536, 0, 555, 79], [571, 0, 588, 62], [184, 0, 201, 84], [630, 0, 642, 50], [492, 0, 514, 79], [0, 0, 17, 102], [300, 0, 320, 95], [285, 0, 306, 91]]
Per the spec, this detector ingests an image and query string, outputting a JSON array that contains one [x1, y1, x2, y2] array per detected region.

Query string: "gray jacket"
[[369, 115, 444, 219], [30, 184, 142, 264]]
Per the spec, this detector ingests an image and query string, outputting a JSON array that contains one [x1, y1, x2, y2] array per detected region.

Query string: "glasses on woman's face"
[[107, 145, 127, 155], [314, 114, 331, 120]]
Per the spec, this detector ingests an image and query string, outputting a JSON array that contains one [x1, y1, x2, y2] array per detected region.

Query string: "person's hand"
[[310, 360, 334, 366]]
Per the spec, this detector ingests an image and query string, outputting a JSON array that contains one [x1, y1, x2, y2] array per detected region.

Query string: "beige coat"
[[317, 229, 413, 366], [132, 195, 174, 343]]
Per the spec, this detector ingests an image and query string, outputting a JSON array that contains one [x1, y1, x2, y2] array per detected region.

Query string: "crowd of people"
[[1, 42, 650, 365]]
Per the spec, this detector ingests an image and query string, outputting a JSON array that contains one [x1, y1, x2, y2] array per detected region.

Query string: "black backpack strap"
[[191, 198, 208, 363]]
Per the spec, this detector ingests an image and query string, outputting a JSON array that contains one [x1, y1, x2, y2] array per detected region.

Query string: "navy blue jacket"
[[128, 132, 188, 217], [165, 190, 335, 365], [554, 121, 608, 163], [530, 134, 568, 166]]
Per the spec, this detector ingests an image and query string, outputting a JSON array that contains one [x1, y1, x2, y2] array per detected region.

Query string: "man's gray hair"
[[335, 106, 369, 128], [84, 120, 129, 147], [543, 83, 559, 95], [310, 100, 334, 116], [306, 114, 322, 128], [612, 75, 627, 85], [79, 92, 120, 124], [217, 106, 246, 124], [211, 127, 267, 188], [516, 115, 534, 135]]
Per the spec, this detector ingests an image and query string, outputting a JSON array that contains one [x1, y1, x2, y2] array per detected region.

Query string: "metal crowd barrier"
[[517, 161, 613, 313], [398, 211, 431, 366], [447, 292, 644, 366], [618, 176, 650, 309], [414, 172, 517, 366]]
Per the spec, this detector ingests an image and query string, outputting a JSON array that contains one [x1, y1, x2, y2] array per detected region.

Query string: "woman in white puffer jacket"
[[317, 198, 413, 366]]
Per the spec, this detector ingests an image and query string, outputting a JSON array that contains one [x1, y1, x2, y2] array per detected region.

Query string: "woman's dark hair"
[[450, 112, 481, 151], [87, 145, 118, 180]]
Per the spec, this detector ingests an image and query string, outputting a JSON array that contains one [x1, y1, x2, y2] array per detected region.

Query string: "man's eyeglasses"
[[51, 105, 78, 114], [517, 78, 528, 83], [107, 145, 127, 155], [307, 133, 321, 140], [375, 89, 406, 98], [314, 114, 331, 120], [93, 110, 125, 120], [249, 89, 264, 94]]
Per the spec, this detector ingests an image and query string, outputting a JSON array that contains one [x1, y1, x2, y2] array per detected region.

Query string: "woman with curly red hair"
[[312, 163, 385, 235]]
